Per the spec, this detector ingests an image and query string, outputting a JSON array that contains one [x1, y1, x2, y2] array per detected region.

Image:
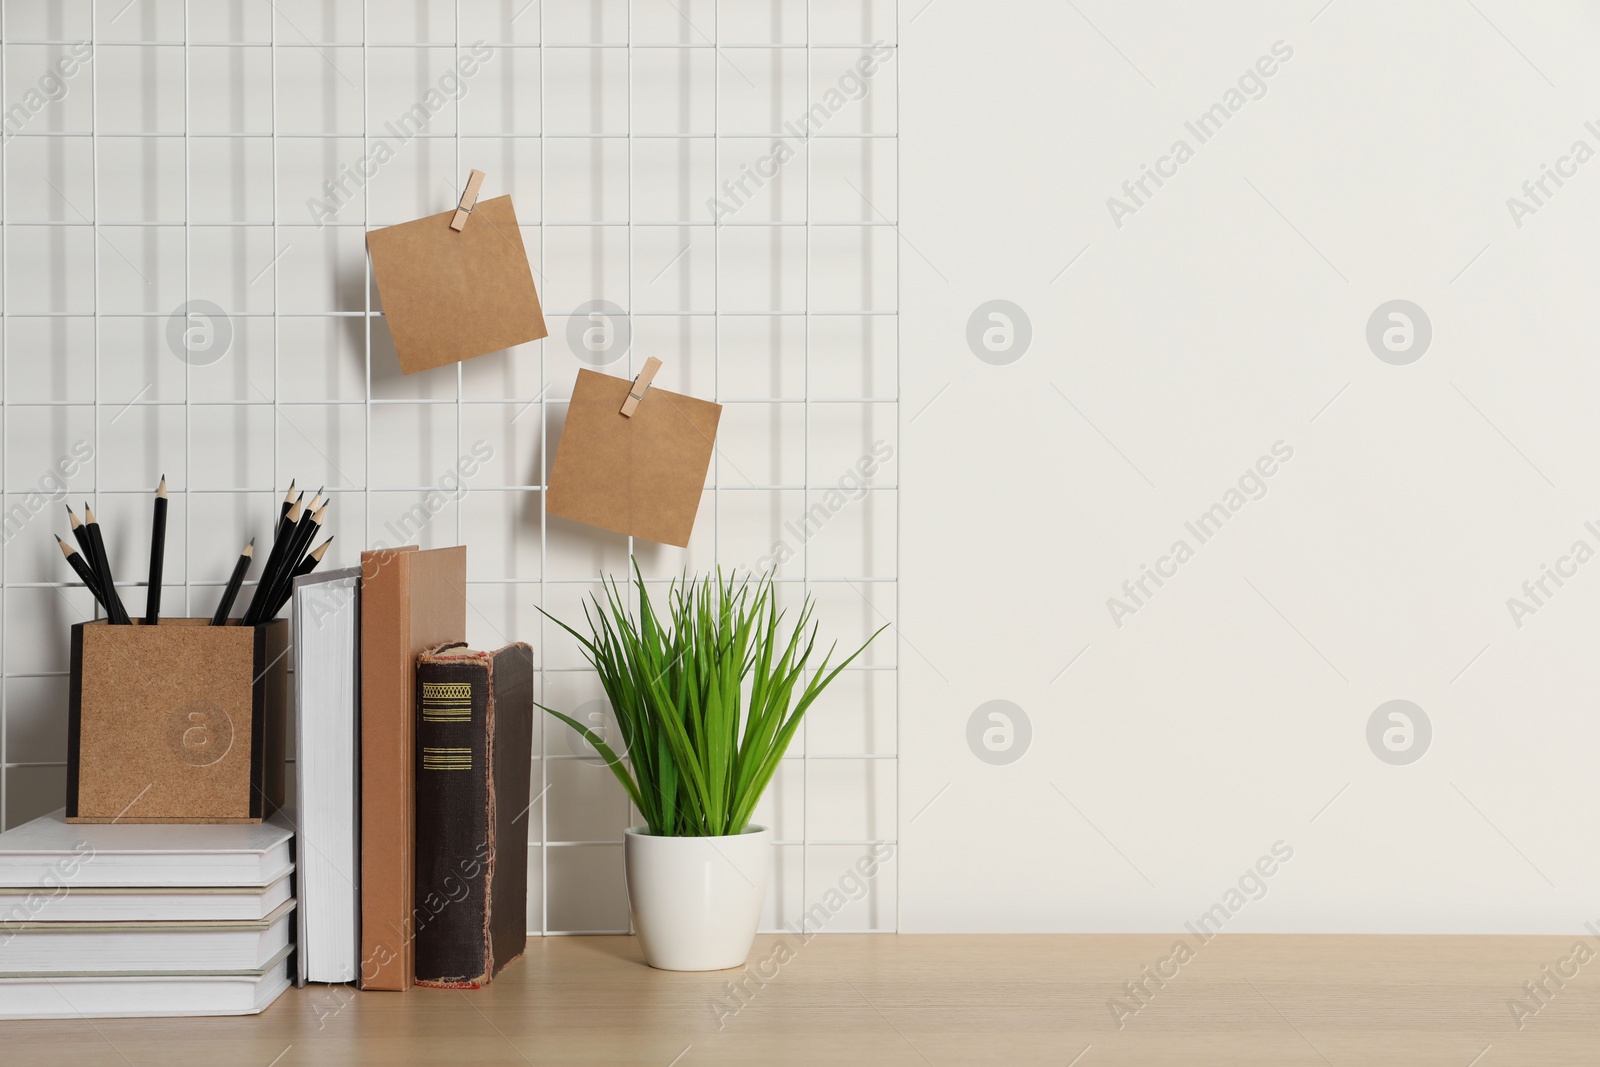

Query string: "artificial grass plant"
[[537, 562, 885, 837]]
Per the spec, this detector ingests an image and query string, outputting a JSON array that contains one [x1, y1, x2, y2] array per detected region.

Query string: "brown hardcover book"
[[414, 642, 535, 987], [358, 546, 466, 991]]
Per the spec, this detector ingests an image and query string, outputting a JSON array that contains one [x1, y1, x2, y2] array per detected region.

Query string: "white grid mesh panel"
[[0, 1, 898, 935]]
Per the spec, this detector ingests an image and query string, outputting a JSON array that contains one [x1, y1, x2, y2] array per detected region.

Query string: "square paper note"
[[547, 368, 722, 547], [366, 194, 547, 375]]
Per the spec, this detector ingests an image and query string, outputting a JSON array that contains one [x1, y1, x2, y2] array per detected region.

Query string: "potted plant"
[[539, 564, 883, 971]]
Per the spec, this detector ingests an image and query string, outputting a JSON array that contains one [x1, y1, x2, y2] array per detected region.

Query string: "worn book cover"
[[414, 642, 534, 988]]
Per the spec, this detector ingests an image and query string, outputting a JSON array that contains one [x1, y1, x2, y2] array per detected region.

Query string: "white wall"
[[5, 0, 1593, 939], [900, 0, 1600, 932], [0, 0, 899, 937]]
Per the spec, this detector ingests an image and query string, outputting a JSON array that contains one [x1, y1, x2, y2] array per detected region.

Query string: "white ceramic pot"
[[623, 825, 771, 971]]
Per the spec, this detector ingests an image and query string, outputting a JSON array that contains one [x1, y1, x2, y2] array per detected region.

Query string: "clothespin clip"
[[620, 357, 663, 417], [450, 169, 487, 231]]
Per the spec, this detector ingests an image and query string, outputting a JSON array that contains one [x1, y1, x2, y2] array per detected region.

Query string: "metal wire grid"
[[0, 1, 898, 936]]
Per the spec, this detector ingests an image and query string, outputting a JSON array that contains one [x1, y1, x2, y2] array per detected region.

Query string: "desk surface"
[[3, 933, 1595, 1064]]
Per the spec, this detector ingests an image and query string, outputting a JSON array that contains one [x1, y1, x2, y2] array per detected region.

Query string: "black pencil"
[[275, 480, 298, 541], [271, 536, 333, 618], [294, 535, 332, 580], [263, 491, 322, 617], [242, 495, 302, 625], [65, 504, 93, 563], [82, 504, 130, 625], [253, 498, 324, 624], [56, 534, 107, 613], [210, 539, 255, 626], [65, 506, 108, 619], [144, 475, 167, 625]]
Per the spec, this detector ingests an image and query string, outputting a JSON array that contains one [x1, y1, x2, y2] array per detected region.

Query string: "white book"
[[292, 566, 362, 985], [0, 945, 293, 1019], [0, 900, 296, 975], [0, 873, 293, 923], [0, 808, 293, 888]]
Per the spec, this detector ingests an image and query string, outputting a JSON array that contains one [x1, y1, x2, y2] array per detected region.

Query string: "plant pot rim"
[[624, 824, 769, 839]]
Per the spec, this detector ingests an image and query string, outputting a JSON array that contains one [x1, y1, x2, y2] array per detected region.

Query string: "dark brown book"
[[358, 546, 466, 991], [414, 642, 535, 988]]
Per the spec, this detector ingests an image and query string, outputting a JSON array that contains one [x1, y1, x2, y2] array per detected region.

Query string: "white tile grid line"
[[537, 0, 550, 940], [4, 663, 891, 683], [892, 0, 902, 938], [626, 0, 638, 937], [8, 42, 898, 51], [1, 132, 898, 139], [3, 220, 900, 226], [183, 0, 191, 620], [802, 0, 812, 932], [1, 5, 7, 834], [0, 5, 898, 934]]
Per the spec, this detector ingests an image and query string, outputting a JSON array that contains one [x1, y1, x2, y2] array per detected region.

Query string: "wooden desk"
[[4, 933, 1594, 1064]]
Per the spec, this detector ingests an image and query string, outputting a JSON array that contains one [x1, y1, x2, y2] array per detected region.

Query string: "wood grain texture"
[[6, 933, 1598, 1064]]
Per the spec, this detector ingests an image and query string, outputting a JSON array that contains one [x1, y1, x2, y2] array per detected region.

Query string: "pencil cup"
[[66, 618, 288, 824]]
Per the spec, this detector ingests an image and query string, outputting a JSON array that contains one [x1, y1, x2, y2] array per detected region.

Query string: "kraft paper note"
[[366, 194, 547, 375], [546, 368, 722, 547]]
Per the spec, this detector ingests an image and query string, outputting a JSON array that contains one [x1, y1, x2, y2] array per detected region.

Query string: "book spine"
[[413, 655, 492, 987], [487, 646, 535, 977], [359, 549, 413, 991]]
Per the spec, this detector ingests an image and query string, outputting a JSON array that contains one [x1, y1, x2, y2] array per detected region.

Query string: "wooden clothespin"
[[450, 169, 487, 231], [620, 357, 663, 417]]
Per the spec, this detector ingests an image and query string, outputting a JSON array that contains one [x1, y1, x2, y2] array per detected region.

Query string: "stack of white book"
[[0, 809, 295, 1019]]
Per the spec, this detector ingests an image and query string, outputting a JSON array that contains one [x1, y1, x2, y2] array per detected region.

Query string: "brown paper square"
[[546, 369, 722, 548], [366, 194, 548, 375]]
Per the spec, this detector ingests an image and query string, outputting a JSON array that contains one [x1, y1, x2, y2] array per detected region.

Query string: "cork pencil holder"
[[66, 618, 288, 824]]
